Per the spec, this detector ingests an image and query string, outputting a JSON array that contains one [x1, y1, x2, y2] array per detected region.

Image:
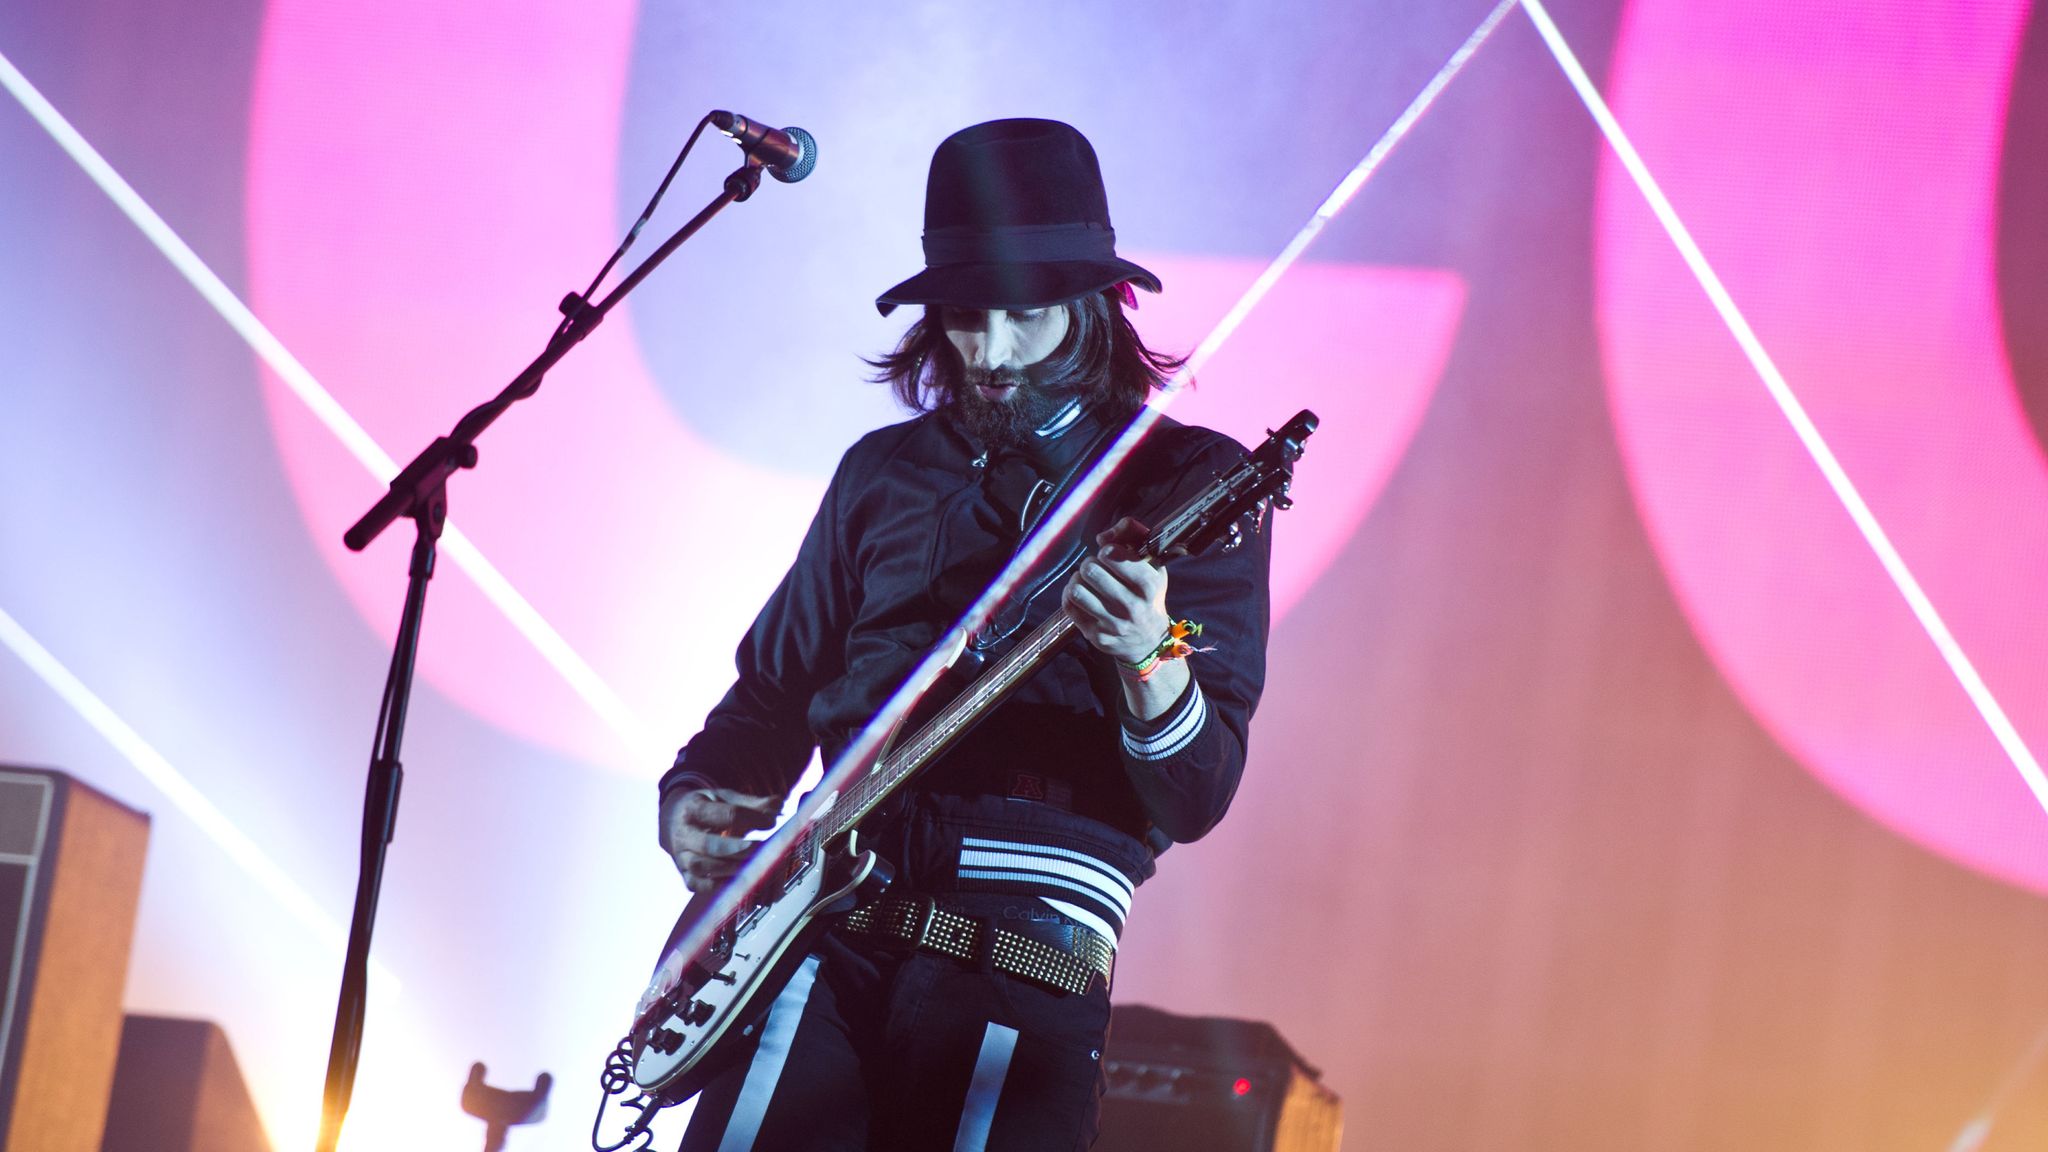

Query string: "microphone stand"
[[314, 156, 767, 1152]]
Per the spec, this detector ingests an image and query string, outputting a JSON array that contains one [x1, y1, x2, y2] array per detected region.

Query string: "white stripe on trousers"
[[716, 954, 821, 1152], [952, 1022, 1020, 1152]]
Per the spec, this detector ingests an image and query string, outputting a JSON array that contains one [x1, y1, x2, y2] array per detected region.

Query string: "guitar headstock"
[[1148, 409, 1318, 559]]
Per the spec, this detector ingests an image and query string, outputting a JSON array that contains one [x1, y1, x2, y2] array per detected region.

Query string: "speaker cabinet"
[[100, 1016, 271, 1152], [0, 767, 150, 1152], [1096, 1005, 1342, 1152]]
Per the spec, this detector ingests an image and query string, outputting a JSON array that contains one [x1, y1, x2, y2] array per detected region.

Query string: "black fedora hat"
[[875, 118, 1162, 316]]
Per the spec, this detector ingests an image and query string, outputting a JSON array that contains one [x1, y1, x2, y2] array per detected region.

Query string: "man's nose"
[[963, 311, 1011, 368]]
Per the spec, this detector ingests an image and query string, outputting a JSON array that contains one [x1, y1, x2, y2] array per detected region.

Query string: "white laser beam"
[[1183, 0, 1518, 379], [1518, 0, 2048, 816], [0, 46, 663, 770], [0, 604, 398, 990]]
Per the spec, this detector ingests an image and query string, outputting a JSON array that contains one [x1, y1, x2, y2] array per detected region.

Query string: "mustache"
[[964, 365, 1032, 391]]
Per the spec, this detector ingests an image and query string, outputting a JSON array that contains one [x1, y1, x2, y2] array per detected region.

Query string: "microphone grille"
[[773, 126, 818, 183]]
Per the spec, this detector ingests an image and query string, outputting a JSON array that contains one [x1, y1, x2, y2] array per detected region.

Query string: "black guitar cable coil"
[[590, 1034, 663, 1152]]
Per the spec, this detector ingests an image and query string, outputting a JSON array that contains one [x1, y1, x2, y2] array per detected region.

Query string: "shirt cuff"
[[657, 759, 717, 802], [1119, 674, 1208, 762]]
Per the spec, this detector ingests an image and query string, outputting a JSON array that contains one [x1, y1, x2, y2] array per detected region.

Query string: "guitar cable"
[[591, 1033, 665, 1152]]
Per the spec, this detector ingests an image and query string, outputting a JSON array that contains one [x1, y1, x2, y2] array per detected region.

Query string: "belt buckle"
[[911, 895, 941, 949]]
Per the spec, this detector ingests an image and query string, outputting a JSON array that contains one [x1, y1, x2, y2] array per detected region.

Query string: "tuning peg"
[[1222, 521, 1245, 552]]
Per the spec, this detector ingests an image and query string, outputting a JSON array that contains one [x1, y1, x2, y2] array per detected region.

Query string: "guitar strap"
[[969, 412, 1132, 655]]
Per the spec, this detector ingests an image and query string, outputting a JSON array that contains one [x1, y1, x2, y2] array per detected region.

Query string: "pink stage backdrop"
[[4, 0, 2048, 1148]]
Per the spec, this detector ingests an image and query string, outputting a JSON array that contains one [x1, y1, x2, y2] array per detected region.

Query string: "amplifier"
[[0, 766, 150, 1152], [1096, 1004, 1342, 1152], [100, 1016, 271, 1152]]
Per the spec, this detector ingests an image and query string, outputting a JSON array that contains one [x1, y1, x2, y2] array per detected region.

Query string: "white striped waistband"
[[955, 835, 1134, 943]]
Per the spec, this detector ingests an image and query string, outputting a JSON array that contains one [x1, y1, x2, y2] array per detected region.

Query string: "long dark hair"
[[867, 289, 1187, 414]]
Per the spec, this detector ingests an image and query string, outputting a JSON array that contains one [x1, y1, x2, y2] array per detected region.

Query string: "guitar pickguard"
[[630, 833, 879, 1101]]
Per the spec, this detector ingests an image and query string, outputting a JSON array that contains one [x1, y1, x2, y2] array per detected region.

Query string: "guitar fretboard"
[[834, 608, 1078, 836]]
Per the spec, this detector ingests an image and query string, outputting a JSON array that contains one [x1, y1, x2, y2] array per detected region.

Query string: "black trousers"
[[677, 896, 1113, 1152]]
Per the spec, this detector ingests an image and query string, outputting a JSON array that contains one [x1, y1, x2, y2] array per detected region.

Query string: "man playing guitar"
[[657, 118, 1273, 1152]]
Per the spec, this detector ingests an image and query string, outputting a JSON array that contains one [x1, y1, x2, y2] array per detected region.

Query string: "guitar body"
[[630, 829, 882, 1102]]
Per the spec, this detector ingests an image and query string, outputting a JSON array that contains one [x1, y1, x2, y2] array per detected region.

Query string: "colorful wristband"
[[1116, 619, 1208, 682]]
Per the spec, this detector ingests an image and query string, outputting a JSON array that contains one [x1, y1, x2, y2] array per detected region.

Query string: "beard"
[[946, 365, 1090, 452]]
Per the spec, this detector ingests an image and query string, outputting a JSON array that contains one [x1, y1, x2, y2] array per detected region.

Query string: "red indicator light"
[[1233, 1078, 1252, 1097]]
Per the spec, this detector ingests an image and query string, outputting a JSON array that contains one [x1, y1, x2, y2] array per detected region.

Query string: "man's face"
[[940, 304, 1076, 449], [940, 306, 1073, 396]]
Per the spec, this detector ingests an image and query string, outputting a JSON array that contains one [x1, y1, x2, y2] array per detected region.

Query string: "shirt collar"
[[1018, 397, 1110, 476]]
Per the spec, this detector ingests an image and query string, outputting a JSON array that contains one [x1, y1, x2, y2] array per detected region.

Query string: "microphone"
[[709, 111, 817, 183]]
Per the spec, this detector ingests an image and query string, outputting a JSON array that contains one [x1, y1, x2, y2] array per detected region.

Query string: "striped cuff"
[[956, 835, 1134, 939], [1120, 680, 1209, 762]]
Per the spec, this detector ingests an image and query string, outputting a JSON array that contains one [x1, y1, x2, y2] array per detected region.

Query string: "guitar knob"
[[682, 999, 715, 1027]]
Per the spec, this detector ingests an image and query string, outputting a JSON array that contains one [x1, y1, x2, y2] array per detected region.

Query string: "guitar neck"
[[821, 608, 1080, 840]]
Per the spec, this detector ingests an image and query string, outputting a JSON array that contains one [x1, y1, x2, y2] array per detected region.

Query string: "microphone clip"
[[723, 159, 764, 203]]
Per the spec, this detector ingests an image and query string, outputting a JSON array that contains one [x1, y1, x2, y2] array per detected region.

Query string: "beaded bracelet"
[[1116, 619, 1207, 682]]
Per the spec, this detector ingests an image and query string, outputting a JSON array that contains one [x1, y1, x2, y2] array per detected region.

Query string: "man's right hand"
[[659, 788, 782, 894]]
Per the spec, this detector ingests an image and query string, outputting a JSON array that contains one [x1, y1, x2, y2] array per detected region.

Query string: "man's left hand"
[[1063, 516, 1170, 665]]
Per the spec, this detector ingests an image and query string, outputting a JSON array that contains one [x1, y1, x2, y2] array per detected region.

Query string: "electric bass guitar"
[[625, 409, 1318, 1103]]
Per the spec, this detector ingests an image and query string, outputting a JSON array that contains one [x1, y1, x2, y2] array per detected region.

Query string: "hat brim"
[[875, 258, 1162, 316]]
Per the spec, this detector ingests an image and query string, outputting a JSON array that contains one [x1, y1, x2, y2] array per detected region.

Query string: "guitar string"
[[702, 610, 1083, 953]]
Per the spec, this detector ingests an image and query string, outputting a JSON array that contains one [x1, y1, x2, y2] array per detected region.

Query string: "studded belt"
[[840, 896, 1115, 996]]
